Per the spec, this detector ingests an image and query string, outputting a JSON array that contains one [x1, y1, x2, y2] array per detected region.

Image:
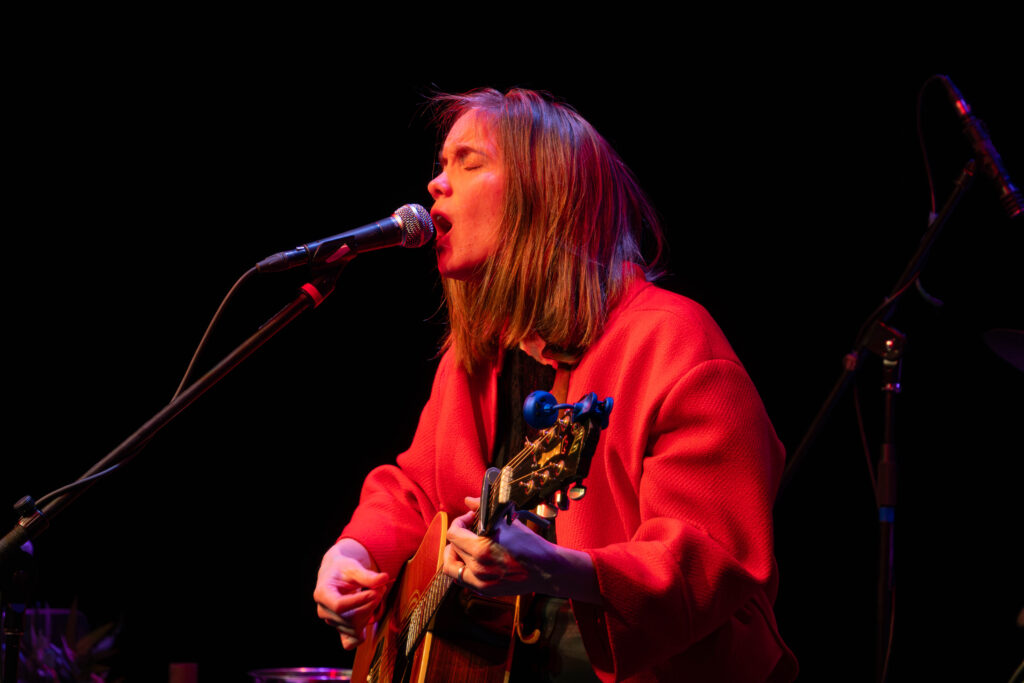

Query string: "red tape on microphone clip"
[[301, 282, 327, 307]]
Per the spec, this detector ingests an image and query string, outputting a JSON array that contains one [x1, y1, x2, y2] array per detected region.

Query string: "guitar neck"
[[405, 412, 599, 655]]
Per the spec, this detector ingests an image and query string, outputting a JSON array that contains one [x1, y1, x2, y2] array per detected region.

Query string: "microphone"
[[256, 204, 435, 273], [938, 75, 1023, 219]]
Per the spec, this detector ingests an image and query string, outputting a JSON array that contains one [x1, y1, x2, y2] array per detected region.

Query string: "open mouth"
[[431, 212, 452, 235]]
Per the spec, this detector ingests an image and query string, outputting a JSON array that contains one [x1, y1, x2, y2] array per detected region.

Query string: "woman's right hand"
[[313, 538, 390, 649]]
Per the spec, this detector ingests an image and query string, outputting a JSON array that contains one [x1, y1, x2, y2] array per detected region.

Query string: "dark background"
[[4, 23, 1021, 682]]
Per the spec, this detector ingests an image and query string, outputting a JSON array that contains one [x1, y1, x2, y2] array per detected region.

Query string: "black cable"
[[173, 266, 258, 399], [31, 465, 122, 508], [917, 74, 944, 218]]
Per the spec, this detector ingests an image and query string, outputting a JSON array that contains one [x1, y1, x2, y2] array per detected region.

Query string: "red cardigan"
[[342, 278, 798, 682]]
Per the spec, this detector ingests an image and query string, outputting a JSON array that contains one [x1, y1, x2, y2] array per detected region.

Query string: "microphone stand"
[[778, 160, 976, 683], [0, 264, 348, 682]]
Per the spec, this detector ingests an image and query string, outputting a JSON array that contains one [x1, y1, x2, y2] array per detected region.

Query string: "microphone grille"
[[394, 204, 435, 248]]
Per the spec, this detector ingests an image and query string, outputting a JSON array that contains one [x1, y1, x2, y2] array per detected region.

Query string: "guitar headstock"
[[479, 391, 613, 535]]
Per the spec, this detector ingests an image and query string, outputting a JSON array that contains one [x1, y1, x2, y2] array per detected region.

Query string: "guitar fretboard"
[[405, 569, 454, 656]]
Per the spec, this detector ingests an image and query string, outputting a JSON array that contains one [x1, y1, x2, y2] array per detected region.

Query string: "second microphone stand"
[[780, 160, 976, 683]]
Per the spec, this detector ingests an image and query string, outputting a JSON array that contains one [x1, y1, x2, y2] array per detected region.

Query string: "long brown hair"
[[431, 88, 666, 374]]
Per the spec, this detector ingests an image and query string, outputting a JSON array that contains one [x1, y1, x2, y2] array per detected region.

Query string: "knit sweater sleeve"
[[564, 289, 793, 681], [338, 354, 454, 579], [575, 358, 787, 680]]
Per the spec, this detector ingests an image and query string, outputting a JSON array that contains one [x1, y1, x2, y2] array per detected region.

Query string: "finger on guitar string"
[[442, 541, 482, 591], [442, 538, 510, 594], [446, 519, 517, 583]]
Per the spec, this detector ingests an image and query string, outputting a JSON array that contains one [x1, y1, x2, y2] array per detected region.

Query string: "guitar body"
[[352, 512, 514, 683]]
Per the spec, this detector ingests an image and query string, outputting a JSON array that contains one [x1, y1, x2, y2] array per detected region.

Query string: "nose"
[[427, 170, 450, 200]]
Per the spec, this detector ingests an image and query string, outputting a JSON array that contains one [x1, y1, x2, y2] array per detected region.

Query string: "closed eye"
[[437, 144, 491, 173], [461, 153, 485, 170], [455, 146, 487, 168]]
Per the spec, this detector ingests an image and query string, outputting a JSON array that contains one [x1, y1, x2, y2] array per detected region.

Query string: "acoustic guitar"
[[351, 391, 612, 683]]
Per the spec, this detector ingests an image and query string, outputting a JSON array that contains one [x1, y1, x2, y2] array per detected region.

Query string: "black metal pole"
[[875, 331, 902, 683]]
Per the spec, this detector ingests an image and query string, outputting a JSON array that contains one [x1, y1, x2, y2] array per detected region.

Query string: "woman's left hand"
[[442, 496, 602, 604]]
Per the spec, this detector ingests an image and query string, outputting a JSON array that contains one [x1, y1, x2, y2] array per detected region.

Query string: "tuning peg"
[[524, 391, 568, 429], [525, 390, 615, 430], [568, 484, 586, 501], [535, 502, 558, 519], [577, 394, 613, 429]]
